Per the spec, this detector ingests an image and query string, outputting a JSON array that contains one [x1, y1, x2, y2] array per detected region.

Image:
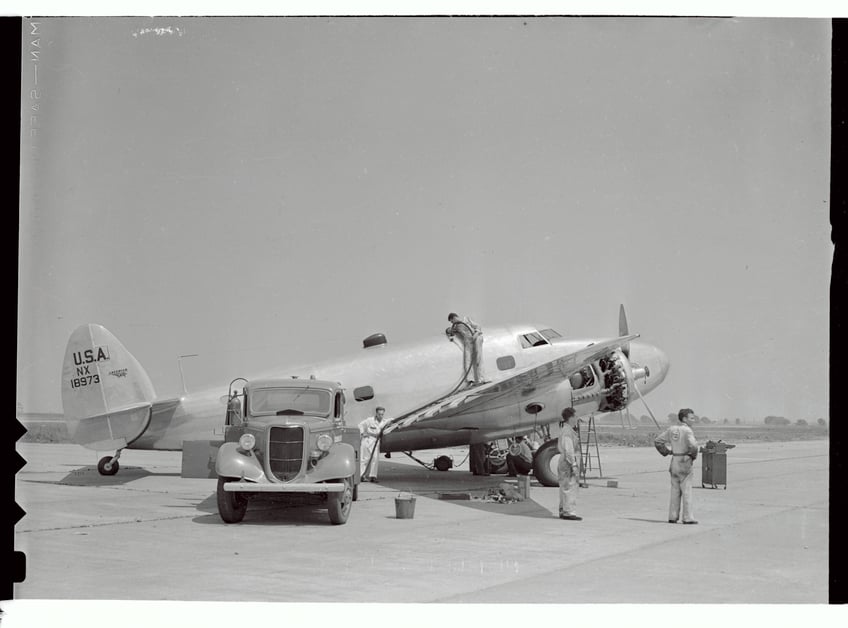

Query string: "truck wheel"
[[532, 440, 560, 487], [328, 477, 353, 525], [217, 477, 248, 523]]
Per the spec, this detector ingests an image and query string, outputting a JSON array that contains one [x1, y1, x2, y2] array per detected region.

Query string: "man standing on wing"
[[446, 312, 488, 386]]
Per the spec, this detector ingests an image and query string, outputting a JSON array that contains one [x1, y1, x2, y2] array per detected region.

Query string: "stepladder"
[[577, 414, 602, 483]]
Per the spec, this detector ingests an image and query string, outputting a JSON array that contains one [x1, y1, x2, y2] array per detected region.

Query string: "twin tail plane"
[[60, 306, 669, 487]]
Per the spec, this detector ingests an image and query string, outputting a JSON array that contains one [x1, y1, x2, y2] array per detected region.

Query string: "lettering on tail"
[[72, 346, 111, 366]]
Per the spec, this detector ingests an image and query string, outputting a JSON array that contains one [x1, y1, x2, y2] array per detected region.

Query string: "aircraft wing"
[[382, 333, 639, 434]]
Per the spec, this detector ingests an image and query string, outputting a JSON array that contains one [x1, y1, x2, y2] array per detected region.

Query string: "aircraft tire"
[[532, 440, 559, 487], [352, 480, 359, 502], [217, 477, 248, 523], [97, 456, 119, 476], [328, 476, 353, 525]]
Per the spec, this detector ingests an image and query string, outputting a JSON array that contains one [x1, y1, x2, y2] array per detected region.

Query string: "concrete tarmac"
[[12, 439, 828, 603]]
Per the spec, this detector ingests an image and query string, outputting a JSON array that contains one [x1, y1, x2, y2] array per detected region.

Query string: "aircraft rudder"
[[61, 324, 156, 450]]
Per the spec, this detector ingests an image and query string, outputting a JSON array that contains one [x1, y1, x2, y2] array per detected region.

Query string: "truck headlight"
[[316, 433, 333, 452], [238, 433, 256, 451]]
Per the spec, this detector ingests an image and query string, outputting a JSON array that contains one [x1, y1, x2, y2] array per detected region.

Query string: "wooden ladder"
[[578, 414, 602, 481]]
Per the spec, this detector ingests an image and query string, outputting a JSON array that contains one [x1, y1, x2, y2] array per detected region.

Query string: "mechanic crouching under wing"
[[506, 435, 533, 477]]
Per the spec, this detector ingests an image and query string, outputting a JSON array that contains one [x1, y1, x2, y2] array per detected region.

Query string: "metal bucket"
[[395, 491, 416, 519]]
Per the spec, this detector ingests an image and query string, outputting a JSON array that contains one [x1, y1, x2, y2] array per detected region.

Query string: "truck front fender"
[[215, 442, 267, 482], [306, 442, 357, 482]]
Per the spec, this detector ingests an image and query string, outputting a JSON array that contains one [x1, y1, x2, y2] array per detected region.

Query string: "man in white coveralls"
[[359, 406, 390, 483], [558, 407, 582, 520], [654, 408, 700, 524]]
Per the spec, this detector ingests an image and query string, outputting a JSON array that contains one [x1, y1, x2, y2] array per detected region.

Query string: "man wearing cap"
[[654, 408, 699, 524], [359, 407, 390, 483], [446, 312, 487, 386], [557, 408, 582, 520]]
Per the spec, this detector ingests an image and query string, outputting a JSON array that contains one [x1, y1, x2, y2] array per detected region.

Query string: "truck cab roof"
[[246, 378, 342, 392]]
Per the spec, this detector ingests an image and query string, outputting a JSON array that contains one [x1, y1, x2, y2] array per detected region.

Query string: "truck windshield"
[[249, 387, 331, 417]]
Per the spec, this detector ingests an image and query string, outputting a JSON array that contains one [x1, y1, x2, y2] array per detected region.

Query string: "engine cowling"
[[597, 350, 631, 412]]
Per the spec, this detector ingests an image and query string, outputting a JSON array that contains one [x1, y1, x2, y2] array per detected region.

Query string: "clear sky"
[[17, 16, 832, 423]]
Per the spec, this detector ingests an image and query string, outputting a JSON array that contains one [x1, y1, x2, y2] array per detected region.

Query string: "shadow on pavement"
[[189, 459, 561, 525], [621, 517, 678, 524], [192, 492, 349, 527], [370, 461, 557, 519], [24, 465, 181, 487]]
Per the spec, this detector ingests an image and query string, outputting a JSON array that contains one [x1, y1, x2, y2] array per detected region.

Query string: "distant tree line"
[[661, 413, 827, 427]]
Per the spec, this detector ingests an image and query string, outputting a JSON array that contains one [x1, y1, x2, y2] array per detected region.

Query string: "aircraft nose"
[[630, 342, 670, 393]]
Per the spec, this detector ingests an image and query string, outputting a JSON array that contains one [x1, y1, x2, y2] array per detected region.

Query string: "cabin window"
[[353, 386, 374, 402], [497, 355, 516, 371], [539, 328, 562, 341], [334, 392, 343, 418], [519, 332, 549, 348]]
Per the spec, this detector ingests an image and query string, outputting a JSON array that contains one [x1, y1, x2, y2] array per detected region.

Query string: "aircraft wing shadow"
[[370, 461, 557, 519], [26, 465, 181, 487]]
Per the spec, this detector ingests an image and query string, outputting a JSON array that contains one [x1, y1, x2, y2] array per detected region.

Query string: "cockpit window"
[[539, 328, 562, 341], [249, 387, 331, 417], [519, 332, 549, 348]]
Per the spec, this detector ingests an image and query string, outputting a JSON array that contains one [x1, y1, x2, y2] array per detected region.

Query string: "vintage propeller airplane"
[[60, 306, 669, 487]]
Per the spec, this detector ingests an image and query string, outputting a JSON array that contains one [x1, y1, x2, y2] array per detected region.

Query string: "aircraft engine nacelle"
[[518, 377, 575, 429], [597, 349, 632, 413]]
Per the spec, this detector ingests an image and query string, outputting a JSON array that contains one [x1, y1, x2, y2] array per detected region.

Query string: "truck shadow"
[[192, 492, 347, 526]]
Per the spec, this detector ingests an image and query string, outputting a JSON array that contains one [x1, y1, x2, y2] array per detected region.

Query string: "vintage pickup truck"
[[214, 377, 361, 525]]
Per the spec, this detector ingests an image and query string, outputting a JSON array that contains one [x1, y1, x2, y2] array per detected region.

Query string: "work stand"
[[577, 415, 602, 485]]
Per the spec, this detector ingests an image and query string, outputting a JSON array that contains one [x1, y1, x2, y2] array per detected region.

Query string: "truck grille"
[[268, 426, 305, 481]]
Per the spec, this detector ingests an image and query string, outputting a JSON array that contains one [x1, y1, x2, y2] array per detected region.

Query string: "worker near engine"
[[557, 407, 582, 520], [654, 407, 699, 524]]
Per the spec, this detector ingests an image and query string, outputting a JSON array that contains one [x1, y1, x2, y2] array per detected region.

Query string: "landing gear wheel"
[[328, 476, 353, 525], [352, 479, 359, 502], [217, 477, 248, 523], [97, 456, 119, 476], [487, 447, 508, 474], [532, 439, 560, 487]]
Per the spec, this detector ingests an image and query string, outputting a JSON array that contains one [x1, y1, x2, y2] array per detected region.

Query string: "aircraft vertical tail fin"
[[61, 324, 157, 450]]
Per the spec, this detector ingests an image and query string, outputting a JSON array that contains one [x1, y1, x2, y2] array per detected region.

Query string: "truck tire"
[[328, 476, 353, 525], [217, 477, 248, 523], [532, 439, 560, 487]]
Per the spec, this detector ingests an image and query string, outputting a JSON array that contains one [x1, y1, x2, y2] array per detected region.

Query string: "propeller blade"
[[633, 382, 662, 430], [619, 304, 631, 358]]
